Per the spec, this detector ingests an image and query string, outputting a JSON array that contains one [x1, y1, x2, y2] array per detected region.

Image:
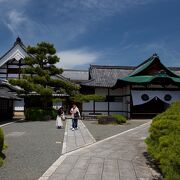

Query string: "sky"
[[0, 0, 180, 69]]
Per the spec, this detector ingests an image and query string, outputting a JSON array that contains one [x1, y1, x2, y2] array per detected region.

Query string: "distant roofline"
[[90, 64, 135, 70], [169, 67, 180, 71], [63, 69, 89, 72]]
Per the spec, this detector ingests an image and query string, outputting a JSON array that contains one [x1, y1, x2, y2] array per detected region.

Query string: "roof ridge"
[[135, 53, 158, 69], [90, 64, 135, 70], [0, 37, 28, 60]]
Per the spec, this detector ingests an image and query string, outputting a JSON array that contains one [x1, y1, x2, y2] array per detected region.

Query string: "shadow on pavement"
[[143, 151, 163, 180]]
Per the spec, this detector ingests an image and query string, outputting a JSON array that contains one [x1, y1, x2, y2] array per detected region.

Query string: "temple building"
[[80, 54, 180, 118], [0, 38, 180, 118]]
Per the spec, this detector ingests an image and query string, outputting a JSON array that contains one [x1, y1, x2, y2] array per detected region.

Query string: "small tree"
[[10, 42, 79, 109]]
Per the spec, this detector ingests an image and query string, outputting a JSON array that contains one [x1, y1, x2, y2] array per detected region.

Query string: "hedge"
[[112, 114, 127, 124], [0, 128, 4, 153], [145, 101, 180, 180], [25, 108, 57, 121], [98, 114, 126, 124], [0, 128, 4, 167]]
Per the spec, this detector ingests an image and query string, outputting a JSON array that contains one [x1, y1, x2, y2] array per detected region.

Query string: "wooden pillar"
[[93, 100, 95, 114], [6, 62, 8, 79], [19, 59, 21, 79], [129, 85, 132, 119]]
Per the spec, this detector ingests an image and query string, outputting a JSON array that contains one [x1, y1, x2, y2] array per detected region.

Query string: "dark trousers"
[[72, 118, 78, 128]]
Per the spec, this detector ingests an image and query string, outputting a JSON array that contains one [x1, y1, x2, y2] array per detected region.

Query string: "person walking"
[[70, 104, 80, 131], [56, 106, 64, 129]]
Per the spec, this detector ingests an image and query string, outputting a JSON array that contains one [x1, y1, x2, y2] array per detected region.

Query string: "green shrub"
[[98, 115, 116, 124], [25, 108, 57, 121], [112, 114, 127, 124], [145, 101, 180, 180], [98, 114, 126, 124], [0, 128, 5, 167], [0, 128, 4, 153]]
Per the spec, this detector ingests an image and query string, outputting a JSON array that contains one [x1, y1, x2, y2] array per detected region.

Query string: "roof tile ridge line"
[[63, 69, 88, 72], [135, 55, 155, 69], [169, 67, 180, 70], [160, 62, 180, 78], [56, 74, 71, 81], [80, 78, 96, 85], [90, 64, 135, 69]]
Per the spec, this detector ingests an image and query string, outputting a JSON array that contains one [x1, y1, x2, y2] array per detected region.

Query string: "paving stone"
[[45, 121, 160, 180], [66, 168, 86, 180], [84, 174, 101, 180], [63, 120, 96, 154], [133, 165, 152, 179], [49, 173, 67, 180], [118, 159, 137, 179], [102, 172, 120, 180], [74, 158, 90, 169], [54, 164, 73, 174], [103, 159, 119, 173], [62, 155, 79, 165], [90, 157, 104, 164], [86, 163, 103, 175]]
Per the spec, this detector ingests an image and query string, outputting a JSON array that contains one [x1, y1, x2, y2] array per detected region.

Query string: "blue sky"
[[0, 0, 180, 69]]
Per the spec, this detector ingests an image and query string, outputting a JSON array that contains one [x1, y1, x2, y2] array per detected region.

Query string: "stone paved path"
[[62, 119, 96, 154], [40, 121, 162, 180]]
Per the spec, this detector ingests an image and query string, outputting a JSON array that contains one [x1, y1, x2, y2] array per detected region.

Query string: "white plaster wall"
[[14, 99, 24, 111], [0, 69, 7, 73], [0, 74, 6, 78], [95, 102, 108, 111], [109, 102, 123, 111], [109, 88, 123, 95], [8, 74, 19, 78], [53, 101, 62, 110], [82, 101, 93, 111]]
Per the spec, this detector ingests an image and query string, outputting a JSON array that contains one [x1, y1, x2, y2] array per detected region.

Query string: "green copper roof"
[[114, 54, 180, 87], [129, 57, 154, 76], [129, 55, 180, 78], [117, 73, 180, 85]]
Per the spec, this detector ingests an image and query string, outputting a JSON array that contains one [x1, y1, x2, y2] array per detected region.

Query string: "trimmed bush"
[[0, 128, 4, 167], [0, 128, 4, 153], [98, 114, 126, 124], [25, 108, 57, 121], [112, 114, 127, 124], [145, 101, 180, 180], [0, 128, 4, 152], [98, 115, 116, 124]]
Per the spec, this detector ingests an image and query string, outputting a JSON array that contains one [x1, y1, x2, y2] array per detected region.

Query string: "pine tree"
[[10, 42, 79, 109]]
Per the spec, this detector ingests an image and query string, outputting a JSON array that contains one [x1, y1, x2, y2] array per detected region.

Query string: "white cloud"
[[56, 49, 100, 69], [53, 0, 158, 42], [5, 10, 26, 35]]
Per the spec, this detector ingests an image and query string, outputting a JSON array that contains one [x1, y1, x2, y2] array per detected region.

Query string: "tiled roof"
[[0, 79, 21, 100], [81, 59, 180, 88], [81, 65, 134, 87], [113, 55, 180, 87], [62, 70, 89, 81]]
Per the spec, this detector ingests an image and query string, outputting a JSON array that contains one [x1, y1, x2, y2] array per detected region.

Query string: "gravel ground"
[[0, 120, 65, 180], [83, 119, 151, 141]]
